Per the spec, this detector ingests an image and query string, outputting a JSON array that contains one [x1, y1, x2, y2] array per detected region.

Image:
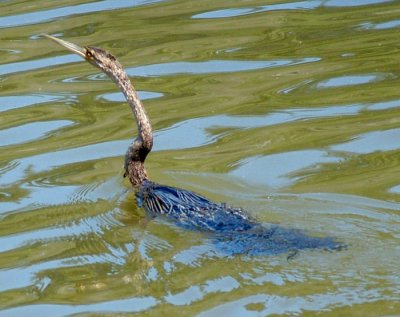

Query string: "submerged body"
[[138, 180, 256, 232], [44, 34, 343, 255], [138, 180, 342, 254]]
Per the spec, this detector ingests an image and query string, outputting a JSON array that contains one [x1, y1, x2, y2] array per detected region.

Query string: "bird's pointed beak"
[[42, 34, 86, 58]]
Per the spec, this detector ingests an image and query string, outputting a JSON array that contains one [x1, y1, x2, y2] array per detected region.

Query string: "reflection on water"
[[0, 297, 158, 317], [331, 128, 400, 154], [0, 120, 73, 147], [0, 94, 71, 112], [196, 286, 394, 317], [359, 19, 400, 30], [125, 58, 320, 76], [0, 101, 370, 186], [316, 73, 395, 89], [193, 1, 320, 19], [1, 0, 400, 316], [192, 0, 392, 19], [231, 150, 341, 188], [0, 140, 129, 185], [0, 0, 165, 28], [0, 55, 80, 76], [99, 91, 164, 102]]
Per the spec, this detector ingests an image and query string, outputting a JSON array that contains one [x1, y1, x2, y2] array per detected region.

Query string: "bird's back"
[[137, 180, 257, 232], [137, 180, 344, 255]]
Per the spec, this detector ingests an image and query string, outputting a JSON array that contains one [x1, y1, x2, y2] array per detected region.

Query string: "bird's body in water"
[[138, 180, 255, 232], [43, 34, 343, 255]]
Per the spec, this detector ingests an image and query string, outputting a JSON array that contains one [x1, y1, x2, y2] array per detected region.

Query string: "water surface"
[[1, 0, 400, 316]]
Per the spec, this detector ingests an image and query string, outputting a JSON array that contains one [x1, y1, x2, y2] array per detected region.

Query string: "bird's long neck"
[[107, 63, 153, 187]]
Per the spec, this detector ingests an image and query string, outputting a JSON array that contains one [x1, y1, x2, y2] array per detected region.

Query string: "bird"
[[43, 34, 344, 255]]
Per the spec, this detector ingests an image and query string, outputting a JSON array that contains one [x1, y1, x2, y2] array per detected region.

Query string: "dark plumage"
[[137, 180, 343, 255], [138, 180, 256, 232], [44, 34, 344, 255]]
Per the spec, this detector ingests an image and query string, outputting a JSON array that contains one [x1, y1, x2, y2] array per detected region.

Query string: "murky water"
[[1, 0, 400, 316]]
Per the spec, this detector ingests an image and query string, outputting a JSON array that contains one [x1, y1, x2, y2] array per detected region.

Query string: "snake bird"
[[43, 34, 343, 255]]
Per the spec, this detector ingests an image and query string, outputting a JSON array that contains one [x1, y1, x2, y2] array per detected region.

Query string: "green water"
[[1, 0, 400, 316]]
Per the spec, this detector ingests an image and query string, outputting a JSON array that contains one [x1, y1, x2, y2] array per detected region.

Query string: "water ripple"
[[0, 55, 80, 77], [193, 1, 320, 19], [0, 185, 81, 215], [231, 150, 342, 188], [326, 0, 392, 7], [365, 99, 400, 111], [193, 0, 391, 19], [1, 0, 399, 315], [0, 0, 165, 28], [154, 103, 364, 151], [98, 91, 164, 102], [0, 215, 106, 254], [359, 19, 400, 30], [0, 297, 158, 316], [197, 287, 391, 317], [0, 120, 74, 147], [0, 102, 362, 186], [0, 140, 129, 186], [0, 251, 119, 292], [316, 73, 395, 89], [0, 94, 75, 113], [279, 74, 396, 93], [165, 276, 240, 306], [0, 177, 125, 215], [1, 55, 319, 79], [331, 128, 400, 154], [0, 102, 375, 186], [126, 58, 320, 77]]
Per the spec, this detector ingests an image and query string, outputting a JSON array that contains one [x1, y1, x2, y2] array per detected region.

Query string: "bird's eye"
[[86, 50, 93, 59]]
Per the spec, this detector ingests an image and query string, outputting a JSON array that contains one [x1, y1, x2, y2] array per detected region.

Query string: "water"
[[1, 0, 399, 315]]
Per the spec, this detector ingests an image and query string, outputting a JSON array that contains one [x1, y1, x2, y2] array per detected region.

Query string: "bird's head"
[[42, 34, 121, 76]]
